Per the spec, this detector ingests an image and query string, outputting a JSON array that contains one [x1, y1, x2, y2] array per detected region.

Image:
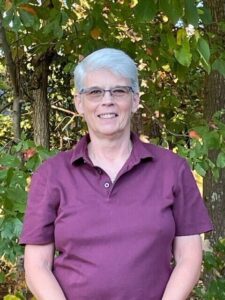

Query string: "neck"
[[88, 131, 132, 163]]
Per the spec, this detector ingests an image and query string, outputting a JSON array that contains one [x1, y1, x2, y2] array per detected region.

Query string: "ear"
[[131, 93, 140, 113], [74, 94, 84, 115]]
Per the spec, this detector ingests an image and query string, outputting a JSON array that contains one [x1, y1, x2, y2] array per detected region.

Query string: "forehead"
[[83, 69, 130, 88]]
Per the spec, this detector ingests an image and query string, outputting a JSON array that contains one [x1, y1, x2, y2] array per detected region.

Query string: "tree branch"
[[0, 102, 12, 113], [51, 105, 79, 116]]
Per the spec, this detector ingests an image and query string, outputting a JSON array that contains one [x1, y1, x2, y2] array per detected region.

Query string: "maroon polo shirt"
[[20, 133, 213, 300]]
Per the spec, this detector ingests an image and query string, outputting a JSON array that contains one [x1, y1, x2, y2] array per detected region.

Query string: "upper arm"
[[24, 243, 55, 271], [173, 235, 203, 265]]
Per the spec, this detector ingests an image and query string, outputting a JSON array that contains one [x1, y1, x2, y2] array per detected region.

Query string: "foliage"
[[0, 0, 225, 296], [0, 138, 57, 262], [176, 110, 225, 180], [194, 239, 225, 300], [0, 0, 222, 149]]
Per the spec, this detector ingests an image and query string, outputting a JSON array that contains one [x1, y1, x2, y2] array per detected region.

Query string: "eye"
[[88, 88, 103, 96], [112, 87, 129, 96]]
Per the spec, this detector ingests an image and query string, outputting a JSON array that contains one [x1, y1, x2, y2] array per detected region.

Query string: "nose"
[[101, 90, 114, 105]]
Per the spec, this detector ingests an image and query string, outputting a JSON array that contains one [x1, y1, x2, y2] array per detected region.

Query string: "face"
[[74, 69, 140, 139]]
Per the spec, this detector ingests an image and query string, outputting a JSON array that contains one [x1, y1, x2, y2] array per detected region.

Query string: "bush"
[[0, 139, 57, 296], [194, 239, 225, 299]]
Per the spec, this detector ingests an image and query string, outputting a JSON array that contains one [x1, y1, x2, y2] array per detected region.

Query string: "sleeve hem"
[[19, 238, 54, 246], [175, 224, 213, 236]]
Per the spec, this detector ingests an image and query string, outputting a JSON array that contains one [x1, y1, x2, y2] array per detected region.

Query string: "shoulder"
[[34, 148, 75, 176]]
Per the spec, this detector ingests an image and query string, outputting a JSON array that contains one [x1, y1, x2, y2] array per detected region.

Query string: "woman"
[[20, 48, 213, 300]]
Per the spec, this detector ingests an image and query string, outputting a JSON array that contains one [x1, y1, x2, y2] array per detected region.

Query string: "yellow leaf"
[[3, 295, 21, 300], [176, 28, 186, 46], [5, 0, 13, 10], [90, 27, 101, 40], [19, 4, 37, 15]]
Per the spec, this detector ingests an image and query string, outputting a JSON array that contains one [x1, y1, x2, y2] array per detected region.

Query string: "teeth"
[[98, 113, 117, 119]]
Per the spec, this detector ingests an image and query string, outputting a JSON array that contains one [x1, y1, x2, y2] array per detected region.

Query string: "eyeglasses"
[[79, 86, 134, 101]]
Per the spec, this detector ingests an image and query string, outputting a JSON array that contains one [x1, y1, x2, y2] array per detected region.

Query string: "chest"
[[53, 161, 176, 252]]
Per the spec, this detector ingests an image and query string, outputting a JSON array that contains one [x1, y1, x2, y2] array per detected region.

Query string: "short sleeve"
[[173, 159, 213, 236], [19, 160, 59, 245]]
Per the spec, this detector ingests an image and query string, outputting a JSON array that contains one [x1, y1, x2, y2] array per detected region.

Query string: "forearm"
[[25, 265, 66, 300], [162, 258, 201, 300]]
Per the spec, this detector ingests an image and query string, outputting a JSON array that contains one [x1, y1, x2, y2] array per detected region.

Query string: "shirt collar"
[[70, 132, 154, 165]]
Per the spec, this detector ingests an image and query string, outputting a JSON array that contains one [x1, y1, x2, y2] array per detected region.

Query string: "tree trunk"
[[203, 0, 225, 244], [32, 56, 50, 149], [0, 13, 21, 140]]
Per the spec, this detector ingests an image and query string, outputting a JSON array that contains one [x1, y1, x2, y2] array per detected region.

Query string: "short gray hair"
[[74, 48, 139, 92]]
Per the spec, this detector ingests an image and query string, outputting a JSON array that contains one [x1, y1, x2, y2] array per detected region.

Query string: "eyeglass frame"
[[78, 86, 135, 100]]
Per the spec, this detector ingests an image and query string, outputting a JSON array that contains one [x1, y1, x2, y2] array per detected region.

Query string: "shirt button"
[[104, 182, 110, 188]]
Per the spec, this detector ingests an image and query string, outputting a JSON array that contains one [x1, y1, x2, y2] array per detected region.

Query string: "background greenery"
[[0, 0, 225, 299]]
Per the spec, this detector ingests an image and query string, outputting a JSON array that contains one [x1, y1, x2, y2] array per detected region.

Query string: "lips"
[[97, 113, 118, 119]]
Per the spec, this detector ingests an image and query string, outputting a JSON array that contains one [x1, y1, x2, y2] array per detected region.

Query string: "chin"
[[98, 128, 127, 137]]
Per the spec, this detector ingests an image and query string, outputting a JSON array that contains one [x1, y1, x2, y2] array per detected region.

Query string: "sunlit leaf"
[[0, 154, 20, 168], [174, 42, 192, 67], [197, 38, 210, 62], [4, 0, 13, 11], [3, 295, 21, 300], [195, 163, 206, 177]]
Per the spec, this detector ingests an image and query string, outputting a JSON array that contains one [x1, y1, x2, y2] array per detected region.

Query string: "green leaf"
[[12, 14, 22, 31], [159, 0, 182, 24], [216, 152, 225, 168], [43, 21, 56, 35], [0, 154, 20, 168], [6, 187, 27, 213], [197, 38, 210, 62], [212, 167, 220, 181], [174, 42, 192, 67], [134, 0, 157, 22], [0, 218, 23, 240], [167, 32, 176, 50], [3, 295, 21, 300], [212, 59, 225, 77], [63, 62, 75, 73], [19, 9, 35, 27], [52, 0, 62, 10], [0, 272, 5, 283], [2, 9, 14, 27], [0, 168, 8, 181], [198, 7, 212, 25], [61, 11, 69, 26], [204, 131, 220, 150], [197, 38, 211, 73], [184, 0, 199, 27], [54, 24, 64, 39], [195, 163, 206, 177]]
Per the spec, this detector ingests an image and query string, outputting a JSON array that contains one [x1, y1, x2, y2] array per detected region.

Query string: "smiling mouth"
[[97, 113, 118, 119]]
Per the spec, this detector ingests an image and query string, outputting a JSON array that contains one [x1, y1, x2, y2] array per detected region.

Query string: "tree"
[[1, 1, 225, 298], [203, 0, 225, 244], [0, 12, 21, 140]]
